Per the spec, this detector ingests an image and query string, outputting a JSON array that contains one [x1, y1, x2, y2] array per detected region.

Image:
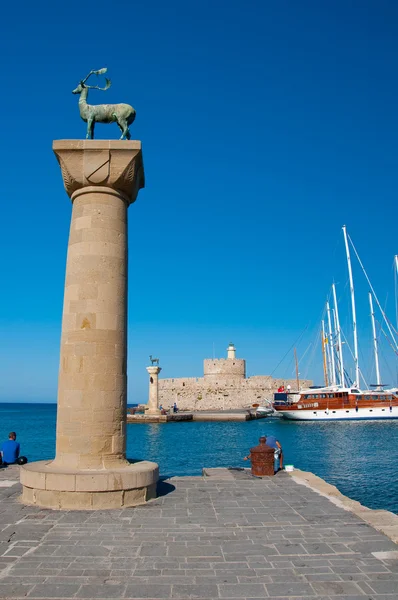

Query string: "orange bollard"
[[248, 436, 275, 477]]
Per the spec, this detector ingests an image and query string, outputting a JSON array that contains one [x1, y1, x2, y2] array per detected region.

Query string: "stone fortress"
[[158, 343, 312, 411]]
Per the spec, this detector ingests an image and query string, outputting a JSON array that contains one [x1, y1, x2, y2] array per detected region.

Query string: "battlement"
[[204, 358, 246, 380]]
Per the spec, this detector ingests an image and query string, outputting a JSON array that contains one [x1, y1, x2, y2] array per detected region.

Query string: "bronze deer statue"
[[149, 355, 159, 365], [72, 68, 136, 140]]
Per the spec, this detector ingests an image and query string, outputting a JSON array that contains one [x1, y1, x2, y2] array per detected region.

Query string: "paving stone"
[[53, 545, 111, 557], [339, 572, 369, 581], [134, 569, 162, 576], [37, 568, 62, 575], [304, 573, 342, 582], [0, 583, 34, 597], [124, 583, 172, 597], [300, 543, 335, 555], [28, 583, 82, 597], [3, 544, 35, 557], [0, 575, 47, 583], [168, 545, 223, 557], [238, 577, 270, 589], [75, 583, 126, 597], [311, 580, 364, 595], [327, 543, 355, 553], [78, 568, 111, 576], [219, 583, 266, 597], [155, 576, 198, 584], [171, 583, 219, 597], [139, 544, 168, 557], [364, 578, 398, 594], [349, 540, 398, 553], [296, 566, 333, 574], [270, 572, 306, 583], [273, 543, 307, 555], [185, 562, 215, 569], [221, 542, 276, 556], [214, 569, 255, 577], [265, 582, 316, 596]]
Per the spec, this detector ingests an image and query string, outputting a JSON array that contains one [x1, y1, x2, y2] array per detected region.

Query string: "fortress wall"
[[159, 377, 201, 388], [203, 358, 246, 380], [158, 376, 312, 411], [156, 343, 312, 411]]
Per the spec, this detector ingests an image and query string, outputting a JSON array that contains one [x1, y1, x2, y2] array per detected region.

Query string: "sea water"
[[1, 403, 397, 514]]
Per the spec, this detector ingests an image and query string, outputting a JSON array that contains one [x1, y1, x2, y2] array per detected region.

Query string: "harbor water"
[[1, 402, 397, 514]]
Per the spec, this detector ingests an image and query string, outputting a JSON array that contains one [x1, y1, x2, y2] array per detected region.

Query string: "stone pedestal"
[[146, 366, 162, 415], [20, 140, 159, 509]]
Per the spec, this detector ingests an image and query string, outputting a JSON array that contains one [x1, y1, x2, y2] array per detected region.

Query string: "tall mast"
[[294, 347, 300, 391], [332, 283, 345, 387], [349, 234, 398, 352], [395, 256, 398, 387], [343, 225, 360, 388], [321, 321, 329, 386], [326, 301, 336, 385], [395, 255, 398, 333], [369, 292, 381, 389], [324, 319, 332, 385]]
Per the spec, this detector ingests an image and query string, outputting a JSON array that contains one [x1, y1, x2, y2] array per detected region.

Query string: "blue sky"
[[0, 0, 397, 402]]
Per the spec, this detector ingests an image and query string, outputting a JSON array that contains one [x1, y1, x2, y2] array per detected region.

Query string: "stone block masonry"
[[159, 343, 312, 410], [20, 140, 158, 509]]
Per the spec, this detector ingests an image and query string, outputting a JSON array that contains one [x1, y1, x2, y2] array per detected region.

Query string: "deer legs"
[[115, 117, 131, 140], [84, 116, 130, 140], [86, 117, 95, 140]]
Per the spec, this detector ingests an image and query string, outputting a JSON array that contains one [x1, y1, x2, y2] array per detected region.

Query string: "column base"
[[20, 460, 159, 510], [145, 408, 162, 415]]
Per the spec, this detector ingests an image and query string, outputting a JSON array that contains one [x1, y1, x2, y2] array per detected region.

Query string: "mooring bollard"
[[247, 436, 275, 477]]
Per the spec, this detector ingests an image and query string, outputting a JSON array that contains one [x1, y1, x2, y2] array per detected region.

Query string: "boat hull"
[[278, 406, 398, 421]]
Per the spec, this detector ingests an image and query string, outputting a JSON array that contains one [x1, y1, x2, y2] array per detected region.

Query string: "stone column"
[[20, 140, 159, 509], [146, 366, 162, 415]]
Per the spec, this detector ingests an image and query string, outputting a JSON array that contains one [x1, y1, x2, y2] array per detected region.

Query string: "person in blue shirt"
[[264, 435, 283, 471], [1, 432, 20, 465]]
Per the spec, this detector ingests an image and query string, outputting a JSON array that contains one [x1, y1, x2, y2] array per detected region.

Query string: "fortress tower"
[[203, 343, 246, 382]]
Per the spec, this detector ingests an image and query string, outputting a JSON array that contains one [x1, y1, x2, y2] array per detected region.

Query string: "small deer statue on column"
[[72, 68, 136, 140]]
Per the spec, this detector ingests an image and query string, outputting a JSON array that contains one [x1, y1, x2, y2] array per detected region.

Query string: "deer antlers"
[[81, 68, 112, 91]]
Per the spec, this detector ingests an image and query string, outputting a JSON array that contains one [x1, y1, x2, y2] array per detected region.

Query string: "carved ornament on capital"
[[146, 366, 162, 376]]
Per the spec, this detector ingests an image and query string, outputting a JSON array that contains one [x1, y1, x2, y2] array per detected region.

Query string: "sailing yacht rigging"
[[273, 227, 398, 420]]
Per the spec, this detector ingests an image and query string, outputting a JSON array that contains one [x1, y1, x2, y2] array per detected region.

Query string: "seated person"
[[264, 435, 283, 471], [1, 432, 20, 465]]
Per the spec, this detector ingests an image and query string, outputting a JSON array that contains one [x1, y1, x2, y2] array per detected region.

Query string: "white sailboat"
[[273, 227, 398, 420]]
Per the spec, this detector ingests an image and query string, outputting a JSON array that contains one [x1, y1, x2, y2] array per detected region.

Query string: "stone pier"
[[146, 366, 162, 415], [20, 140, 158, 509], [3, 464, 398, 599]]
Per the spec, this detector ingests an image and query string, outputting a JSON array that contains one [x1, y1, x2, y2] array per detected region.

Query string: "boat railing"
[[273, 392, 296, 406]]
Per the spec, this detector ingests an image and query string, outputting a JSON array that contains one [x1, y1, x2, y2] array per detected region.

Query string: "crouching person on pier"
[[265, 435, 283, 471], [244, 435, 283, 476]]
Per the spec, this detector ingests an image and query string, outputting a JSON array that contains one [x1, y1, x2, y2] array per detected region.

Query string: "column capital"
[[146, 366, 162, 376], [53, 140, 145, 205]]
